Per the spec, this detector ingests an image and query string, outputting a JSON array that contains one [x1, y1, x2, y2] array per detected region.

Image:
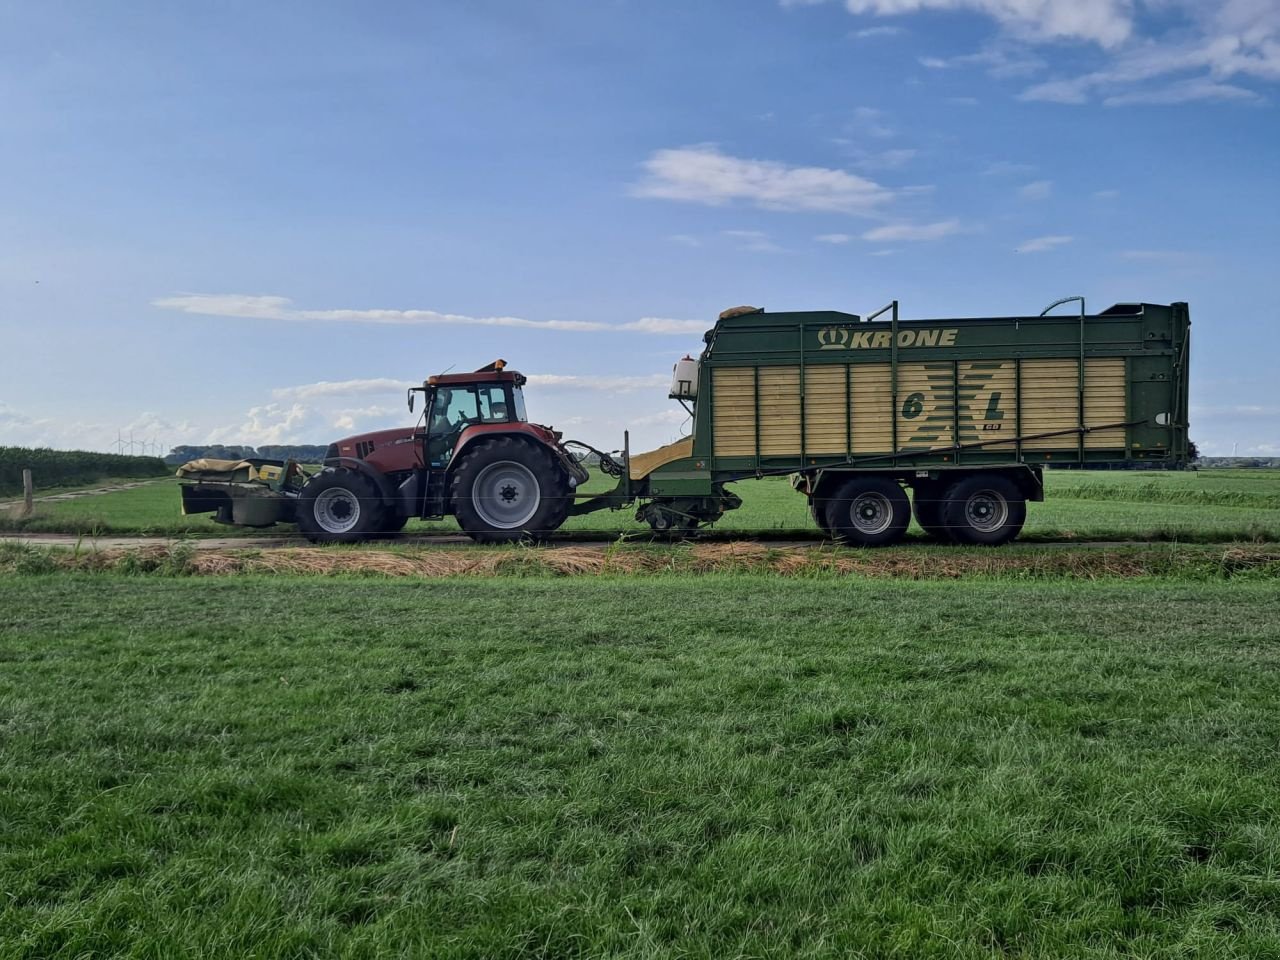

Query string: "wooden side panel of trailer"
[[709, 356, 1129, 460]]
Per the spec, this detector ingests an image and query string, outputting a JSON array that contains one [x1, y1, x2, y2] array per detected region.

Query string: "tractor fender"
[[322, 457, 397, 506], [450, 426, 589, 487]]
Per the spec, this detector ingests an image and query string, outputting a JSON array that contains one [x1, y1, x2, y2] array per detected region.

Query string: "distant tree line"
[[1, 447, 169, 496], [1197, 457, 1280, 469], [165, 444, 330, 465]]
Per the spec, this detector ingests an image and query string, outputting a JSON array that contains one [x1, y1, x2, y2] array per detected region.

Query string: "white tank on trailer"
[[669, 355, 699, 399]]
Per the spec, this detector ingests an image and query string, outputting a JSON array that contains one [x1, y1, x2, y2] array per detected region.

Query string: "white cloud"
[[0, 403, 64, 447], [330, 405, 398, 432], [1018, 77, 1092, 104], [1018, 4, 1280, 105], [1015, 234, 1073, 253], [815, 233, 853, 244], [1190, 403, 1280, 419], [851, 24, 903, 37], [852, 147, 918, 169], [272, 373, 670, 402], [862, 219, 962, 241], [0, 402, 190, 453], [1018, 179, 1053, 200], [273, 378, 412, 401], [915, 43, 1045, 77], [629, 408, 691, 427], [1102, 78, 1262, 106], [206, 402, 318, 446], [204, 371, 681, 450], [869, 248, 897, 256], [850, 105, 896, 138], [154, 293, 705, 336], [1093, 189, 1120, 200], [842, 0, 1135, 47], [632, 144, 893, 215], [526, 374, 670, 392], [624, 317, 708, 335], [722, 229, 785, 253], [799, 0, 1279, 105], [0, 403, 38, 432]]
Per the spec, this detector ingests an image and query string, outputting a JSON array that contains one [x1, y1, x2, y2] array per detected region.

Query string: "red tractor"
[[179, 361, 601, 542], [298, 361, 591, 542]]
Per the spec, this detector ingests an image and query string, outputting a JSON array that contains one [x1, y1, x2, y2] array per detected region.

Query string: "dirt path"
[[0, 532, 475, 550]]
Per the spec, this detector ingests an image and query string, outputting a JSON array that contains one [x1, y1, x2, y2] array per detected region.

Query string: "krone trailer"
[[587, 296, 1192, 545]]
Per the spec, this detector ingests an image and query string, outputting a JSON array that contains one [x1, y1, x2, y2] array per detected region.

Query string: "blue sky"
[[1, 0, 1277, 456]]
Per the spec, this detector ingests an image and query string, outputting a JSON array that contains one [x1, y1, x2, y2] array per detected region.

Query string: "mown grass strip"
[[3, 540, 1278, 581]]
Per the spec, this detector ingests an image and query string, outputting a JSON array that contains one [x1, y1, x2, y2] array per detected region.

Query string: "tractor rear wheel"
[[824, 476, 911, 547], [449, 437, 572, 543], [939, 474, 1026, 546], [296, 470, 386, 543]]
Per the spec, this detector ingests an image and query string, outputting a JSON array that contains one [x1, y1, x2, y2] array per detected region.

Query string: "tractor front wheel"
[[296, 470, 386, 543], [449, 437, 572, 543]]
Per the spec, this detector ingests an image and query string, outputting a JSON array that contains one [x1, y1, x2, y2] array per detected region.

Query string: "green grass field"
[[3, 573, 1280, 957], [4, 469, 1278, 542]]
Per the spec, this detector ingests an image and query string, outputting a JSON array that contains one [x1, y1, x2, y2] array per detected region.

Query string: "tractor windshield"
[[429, 384, 525, 437]]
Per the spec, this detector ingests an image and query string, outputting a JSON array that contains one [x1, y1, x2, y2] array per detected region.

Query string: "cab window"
[[475, 385, 511, 423]]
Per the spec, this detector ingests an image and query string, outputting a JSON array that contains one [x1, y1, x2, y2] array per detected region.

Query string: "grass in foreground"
[[2, 573, 1280, 957]]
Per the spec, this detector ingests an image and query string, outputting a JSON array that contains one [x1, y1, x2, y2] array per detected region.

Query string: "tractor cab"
[[407, 360, 529, 466]]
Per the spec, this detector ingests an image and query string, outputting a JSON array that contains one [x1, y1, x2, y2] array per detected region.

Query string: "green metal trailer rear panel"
[[693, 301, 1190, 475]]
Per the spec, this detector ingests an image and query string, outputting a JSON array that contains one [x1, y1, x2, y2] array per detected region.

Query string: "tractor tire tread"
[[296, 470, 387, 544], [449, 436, 572, 543]]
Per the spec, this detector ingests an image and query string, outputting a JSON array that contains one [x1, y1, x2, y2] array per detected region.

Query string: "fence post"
[[21, 469, 33, 518]]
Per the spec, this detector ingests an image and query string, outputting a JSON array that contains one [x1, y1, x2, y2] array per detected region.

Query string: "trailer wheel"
[[449, 437, 571, 543], [911, 483, 952, 542], [940, 474, 1026, 546], [808, 498, 832, 536], [824, 477, 911, 546], [296, 470, 386, 543]]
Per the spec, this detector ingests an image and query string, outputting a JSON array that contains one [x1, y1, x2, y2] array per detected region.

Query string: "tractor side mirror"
[[407, 389, 415, 413]]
